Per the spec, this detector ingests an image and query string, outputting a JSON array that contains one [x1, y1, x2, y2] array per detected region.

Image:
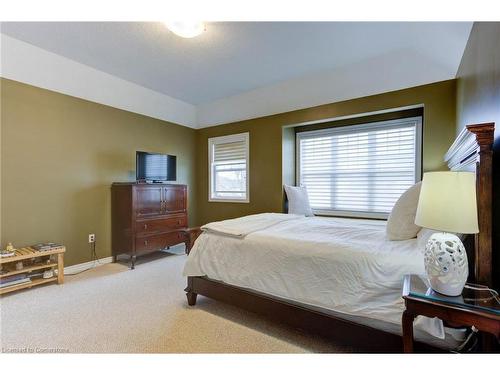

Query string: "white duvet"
[[184, 213, 445, 339]]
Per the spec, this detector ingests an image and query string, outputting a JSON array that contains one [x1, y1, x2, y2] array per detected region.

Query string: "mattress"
[[184, 214, 465, 349]]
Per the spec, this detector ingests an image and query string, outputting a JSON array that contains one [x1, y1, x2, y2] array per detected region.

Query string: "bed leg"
[[185, 276, 198, 305], [186, 291, 198, 306]]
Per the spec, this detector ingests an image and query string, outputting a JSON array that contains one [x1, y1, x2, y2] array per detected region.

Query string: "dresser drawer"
[[136, 215, 187, 235], [135, 231, 187, 253]]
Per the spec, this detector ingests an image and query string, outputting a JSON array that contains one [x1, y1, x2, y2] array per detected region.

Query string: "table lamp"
[[415, 171, 479, 296]]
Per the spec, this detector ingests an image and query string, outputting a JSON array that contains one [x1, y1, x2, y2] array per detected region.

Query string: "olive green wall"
[[456, 22, 500, 136], [0, 78, 458, 266], [196, 80, 457, 225], [455, 22, 500, 287], [0, 78, 197, 266]]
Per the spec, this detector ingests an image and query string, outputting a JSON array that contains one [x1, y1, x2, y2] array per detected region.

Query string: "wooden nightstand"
[[183, 227, 202, 254], [402, 274, 500, 353]]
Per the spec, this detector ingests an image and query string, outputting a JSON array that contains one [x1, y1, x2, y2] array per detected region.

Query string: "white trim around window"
[[296, 116, 422, 219], [208, 132, 250, 203]]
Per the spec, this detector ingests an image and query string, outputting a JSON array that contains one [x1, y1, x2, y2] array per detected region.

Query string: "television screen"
[[136, 151, 176, 182]]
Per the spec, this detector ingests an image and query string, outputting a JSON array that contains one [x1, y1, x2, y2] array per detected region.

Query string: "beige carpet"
[[0, 249, 357, 353]]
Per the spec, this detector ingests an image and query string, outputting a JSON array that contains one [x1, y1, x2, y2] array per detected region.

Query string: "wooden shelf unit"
[[0, 246, 65, 295]]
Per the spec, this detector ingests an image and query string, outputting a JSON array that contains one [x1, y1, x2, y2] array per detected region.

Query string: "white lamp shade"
[[415, 171, 479, 234]]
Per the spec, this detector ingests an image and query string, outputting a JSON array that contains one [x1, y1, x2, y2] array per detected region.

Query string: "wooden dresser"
[[111, 182, 189, 268]]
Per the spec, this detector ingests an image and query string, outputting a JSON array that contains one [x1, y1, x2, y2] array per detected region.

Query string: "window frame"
[[208, 132, 250, 203], [296, 116, 422, 219]]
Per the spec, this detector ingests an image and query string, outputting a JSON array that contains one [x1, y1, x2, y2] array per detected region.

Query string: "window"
[[297, 117, 422, 218], [209, 132, 249, 202]]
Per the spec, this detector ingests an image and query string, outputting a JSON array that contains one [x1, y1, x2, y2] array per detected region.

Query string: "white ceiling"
[[1, 22, 472, 105]]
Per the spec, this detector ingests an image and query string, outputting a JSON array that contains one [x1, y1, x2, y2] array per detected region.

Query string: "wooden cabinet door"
[[163, 186, 186, 214], [135, 186, 163, 217]]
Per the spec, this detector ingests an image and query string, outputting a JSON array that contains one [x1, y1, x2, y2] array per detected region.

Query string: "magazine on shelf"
[[0, 277, 31, 288], [0, 273, 28, 284], [32, 243, 63, 251]]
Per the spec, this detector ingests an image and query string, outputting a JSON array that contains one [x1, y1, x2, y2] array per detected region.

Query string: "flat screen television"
[[136, 151, 176, 182]]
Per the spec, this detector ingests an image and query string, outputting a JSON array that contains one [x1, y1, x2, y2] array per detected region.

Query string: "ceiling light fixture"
[[164, 21, 205, 38]]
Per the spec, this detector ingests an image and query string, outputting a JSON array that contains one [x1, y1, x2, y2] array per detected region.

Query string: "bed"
[[183, 123, 495, 352]]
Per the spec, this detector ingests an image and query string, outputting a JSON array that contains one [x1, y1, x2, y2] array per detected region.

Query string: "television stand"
[[111, 183, 189, 268]]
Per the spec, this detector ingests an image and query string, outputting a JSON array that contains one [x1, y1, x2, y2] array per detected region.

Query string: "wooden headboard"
[[444, 123, 495, 286]]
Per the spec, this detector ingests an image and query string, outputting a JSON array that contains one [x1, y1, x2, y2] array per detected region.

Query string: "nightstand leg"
[[57, 253, 64, 284], [402, 310, 415, 353], [481, 332, 495, 352]]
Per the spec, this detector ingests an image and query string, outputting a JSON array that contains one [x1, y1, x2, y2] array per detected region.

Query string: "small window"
[[209, 132, 249, 202], [297, 117, 422, 219]]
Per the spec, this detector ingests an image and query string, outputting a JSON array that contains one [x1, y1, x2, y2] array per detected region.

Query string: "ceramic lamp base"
[[424, 232, 468, 296]]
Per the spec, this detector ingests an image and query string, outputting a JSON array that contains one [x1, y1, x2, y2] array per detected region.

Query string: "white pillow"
[[284, 185, 314, 217], [386, 182, 422, 241]]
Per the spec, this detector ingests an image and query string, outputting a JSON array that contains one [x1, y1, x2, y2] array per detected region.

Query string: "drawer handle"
[[177, 220, 182, 225], [143, 224, 148, 230], [144, 240, 148, 246]]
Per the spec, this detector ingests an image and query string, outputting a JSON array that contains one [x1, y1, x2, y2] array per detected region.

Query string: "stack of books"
[[0, 274, 31, 289], [32, 242, 63, 252], [0, 250, 16, 258]]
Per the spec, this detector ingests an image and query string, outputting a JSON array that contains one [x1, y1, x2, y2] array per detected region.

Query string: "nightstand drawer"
[[136, 215, 187, 235]]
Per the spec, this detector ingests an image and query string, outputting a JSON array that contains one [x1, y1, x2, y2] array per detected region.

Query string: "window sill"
[[313, 209, 388, 220], [209, 198, 250, 204]]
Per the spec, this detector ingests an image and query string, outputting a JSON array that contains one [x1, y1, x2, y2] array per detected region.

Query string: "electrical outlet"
[[88, 234, 96, 243]]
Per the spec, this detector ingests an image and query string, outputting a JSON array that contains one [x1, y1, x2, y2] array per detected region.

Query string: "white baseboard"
[[63, 256, 114, 275], [59, 244, 186, 275]]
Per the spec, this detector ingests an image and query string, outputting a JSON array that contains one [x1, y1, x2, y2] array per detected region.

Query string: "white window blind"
[[209, 132, 249, 202], [297, 117, 422, 218]]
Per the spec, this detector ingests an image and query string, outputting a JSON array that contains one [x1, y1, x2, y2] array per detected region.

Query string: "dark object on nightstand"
[[402, 274, 500, 353], [183, 227, 202, 255], [111, 182, 190, 269]]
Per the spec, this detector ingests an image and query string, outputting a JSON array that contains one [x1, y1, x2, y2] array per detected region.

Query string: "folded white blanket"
[[201, 213, 303, 238]]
